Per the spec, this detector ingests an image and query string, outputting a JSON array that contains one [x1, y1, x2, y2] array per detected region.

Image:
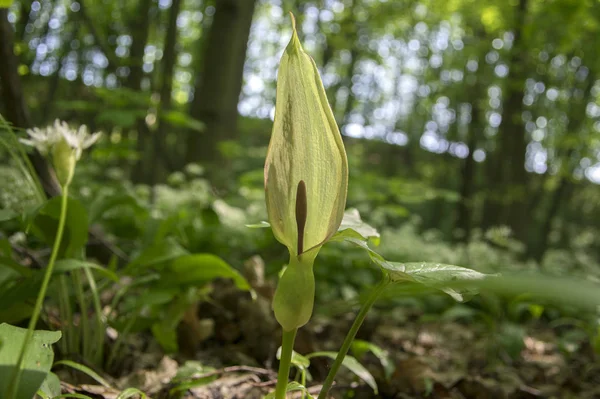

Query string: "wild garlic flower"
[[20, 120, 101, 186], [20, 120, 101, 159]]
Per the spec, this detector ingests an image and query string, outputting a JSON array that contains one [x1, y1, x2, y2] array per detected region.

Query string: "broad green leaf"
[[88, 191, 144, 223], [125, 239, 188, 273], [161, 110, 205, 132], [0, 323, 61, 399], [0, 0, 14, 8], [39, 372, 62, 398], [0, 256, 33, 277], [264, 14, 348, 256], [351, 339, 394, 380], [54, 259, 119, 282], [276, 347, 310, 370], [160, 254, 251, 292], [333, 208, 380, 245], [0, 208, 17, 222], [384, 262, 491, 302], [264, 381, 314, 399], [30, 196, 89, 258], [307, 351, 378, 393]]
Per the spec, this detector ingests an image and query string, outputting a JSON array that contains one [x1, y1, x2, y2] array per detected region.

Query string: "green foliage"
[[0, 323, 61, 399], [29, 196, 89, 259]]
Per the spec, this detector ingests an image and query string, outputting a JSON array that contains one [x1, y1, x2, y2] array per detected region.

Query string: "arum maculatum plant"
[[261, 14, 498, 399]]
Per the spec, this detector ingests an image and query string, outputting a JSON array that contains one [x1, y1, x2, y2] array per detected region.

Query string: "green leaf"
[[245, 221, 270, 228], [307, 351, 378, 393], [54, 259, 119, 282], [160, 254, 251, 292], [0, 323, 61, 399], [384, 262, 491, 302], [276, 347, 311, 370], [30, 196, 89, 258], [88, 191, 144, 223], [116, 388, 149, 399], [264, 381, 314, 399], [125, 239, 188, 273], [0, 0, 13, 8], [0, 208, 17, 222], [351, 339, 394, 380], [39, 372, 61, 398], [333, 208, 380, 245], [0, 255, 33, 277], [53, 360, 111, 387], [161, 110, 205, 132]]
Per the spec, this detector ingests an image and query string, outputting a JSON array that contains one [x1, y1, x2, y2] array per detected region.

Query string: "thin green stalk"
[[7, 187, 70, 399], [107, 314, 137, 371], [275, 328, 298, 399], [317, 277, 389, 399], [73, 270, 90, 359]]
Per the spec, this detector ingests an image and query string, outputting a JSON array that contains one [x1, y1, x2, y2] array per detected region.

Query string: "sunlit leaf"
[[245, 221, 270, 228], [331, 208, 380, 245], [0, 323, 61, 399], [54, 360, 111, 388], [276, 347, 310, 370], [30, 196, 89, 258], [351, 339, 394, 380], [307, 351, 378, 393], [384, 262, 492, 302], [54, 259, 119, 282]]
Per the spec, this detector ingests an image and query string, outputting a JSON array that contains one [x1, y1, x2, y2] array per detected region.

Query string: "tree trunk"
[[150, 0, 183, 183], [482, 0, 529, 243], [126, 0, 154, 183], [0, 9, 61, 197], [184, 0, 257, 175], [527, 72, 595, 261]]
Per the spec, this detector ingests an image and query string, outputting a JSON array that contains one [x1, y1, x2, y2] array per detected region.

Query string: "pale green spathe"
[[264, 15, 348, 257], [266, 15, 348, 331]]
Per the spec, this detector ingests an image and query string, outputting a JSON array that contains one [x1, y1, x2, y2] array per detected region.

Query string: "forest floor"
[[55, 282, 600, 399]]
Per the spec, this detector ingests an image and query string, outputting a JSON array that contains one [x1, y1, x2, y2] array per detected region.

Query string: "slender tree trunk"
[[184, 0, 257, 175], [527, 72, 594, 261], [0, 9, 61, 197], [128, 0, 154, 182], [150, 0, 183, 183], [482, 0, 529, 242]]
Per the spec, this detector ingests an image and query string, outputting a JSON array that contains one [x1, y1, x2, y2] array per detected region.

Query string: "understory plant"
[[261, 14, 600, 399]]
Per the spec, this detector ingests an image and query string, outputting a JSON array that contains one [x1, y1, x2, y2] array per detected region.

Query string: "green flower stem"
[[7, 187, 70, 399], [317, 276, 390, 399], [275, 328, 298, 399]]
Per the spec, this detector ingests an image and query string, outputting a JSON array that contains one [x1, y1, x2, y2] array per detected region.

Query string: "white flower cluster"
[[20, 119, 101, 159]]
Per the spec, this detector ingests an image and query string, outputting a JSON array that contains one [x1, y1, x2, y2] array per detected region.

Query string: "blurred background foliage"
[[1, 0, 600, 394]]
